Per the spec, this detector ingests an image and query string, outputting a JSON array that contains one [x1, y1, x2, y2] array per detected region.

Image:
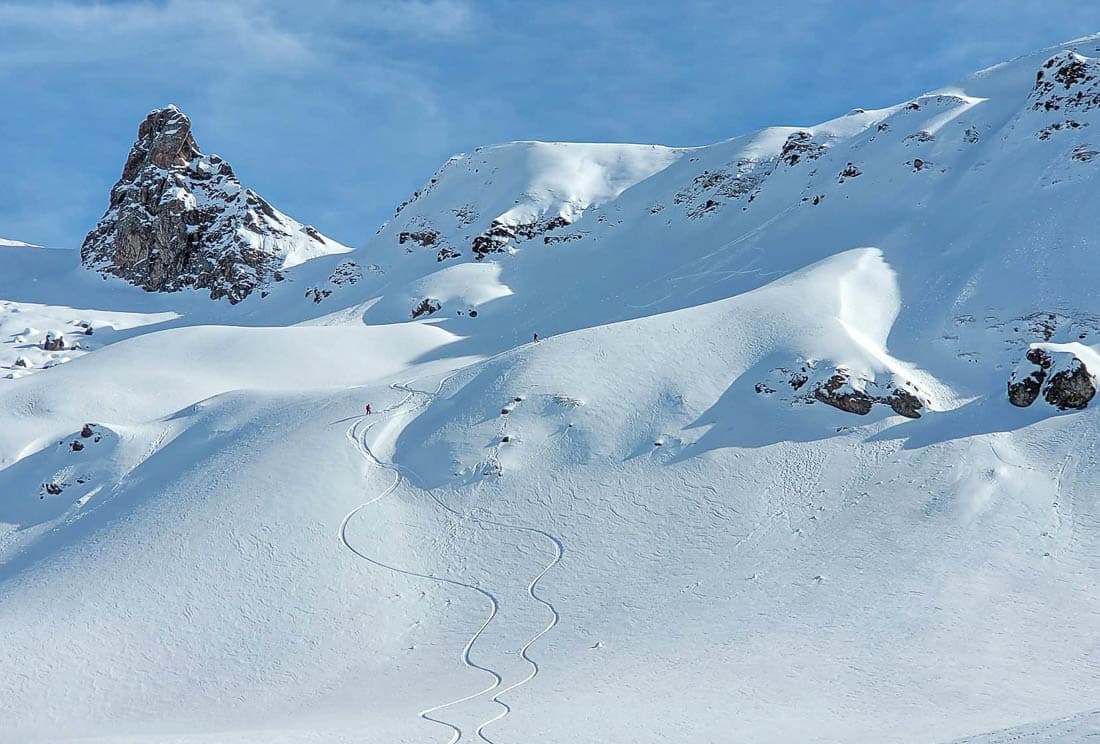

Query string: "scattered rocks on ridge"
[[780, 131, 828, 166]]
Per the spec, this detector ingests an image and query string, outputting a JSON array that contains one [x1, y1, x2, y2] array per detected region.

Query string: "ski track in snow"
[[339, 370, 563, 744]]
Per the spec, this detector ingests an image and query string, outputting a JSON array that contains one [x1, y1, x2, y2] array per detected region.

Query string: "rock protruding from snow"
[[811, 371, 923, 419], [81, 105, 349, 303], [1031, 52, 1100, 113], [1009, 347, 1096, 410], [758, 363, 924, 419], [1044, 356, 1096, 409], [1008, 348, 1053, 407], [411, 298, 442, 318], [813, 372, 875, 415]]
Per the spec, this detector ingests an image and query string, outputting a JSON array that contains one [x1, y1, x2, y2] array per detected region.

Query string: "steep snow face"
[[299, 141, 685, 322], [380, 140, 686, 260], [81, 106, 350, 304], [6, 36, 1100, 744]]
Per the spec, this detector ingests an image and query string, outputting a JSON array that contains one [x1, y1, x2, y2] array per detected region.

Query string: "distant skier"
[[533, 333, 540, 343], [364, 403, 372, 415]]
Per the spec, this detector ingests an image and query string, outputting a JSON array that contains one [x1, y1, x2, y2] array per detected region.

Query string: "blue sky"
[[3, 0, 1100, 249]]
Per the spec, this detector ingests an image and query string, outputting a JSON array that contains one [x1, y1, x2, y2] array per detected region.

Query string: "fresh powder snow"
[[2, 36, 1100, 744]]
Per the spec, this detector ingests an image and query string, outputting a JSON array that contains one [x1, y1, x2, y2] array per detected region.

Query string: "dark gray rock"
[[813, 373, 875, 415], [1044, 358, 1096, 410], [411, 298, 442, 318], [1008, 348, 1053, 407], [884, 388, 923, 419]]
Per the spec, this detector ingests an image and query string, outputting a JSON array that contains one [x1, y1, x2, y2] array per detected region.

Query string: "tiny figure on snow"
[[533, 333, 540, 343], [365, 403, 372, 415]]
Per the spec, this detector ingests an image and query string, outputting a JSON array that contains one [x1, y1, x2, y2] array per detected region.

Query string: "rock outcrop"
[[1008, 348, 1052, 407], [813, 372, 875, 415], [1031, 52, 1100, 113], [1009, 347, 1096, 410], [812, 371, 923, 418], [756, 363, 924, 419], [81, 106, 348, 303], [1045, 357, 1096, 410], [411, 298, 442, 318]]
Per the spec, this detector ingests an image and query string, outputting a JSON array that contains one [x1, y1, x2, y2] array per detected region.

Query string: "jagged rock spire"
[[81, 105, 347, 303]]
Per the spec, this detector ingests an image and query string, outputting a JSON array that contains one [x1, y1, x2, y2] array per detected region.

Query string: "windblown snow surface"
[[4, 38, 1100, 744]]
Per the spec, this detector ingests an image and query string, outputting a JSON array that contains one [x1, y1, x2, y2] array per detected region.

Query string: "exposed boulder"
[[1045, 358, 1096, 410], [411, 298, 442, 318], [81, 105, 348, 303], [813, 373, 875, 415], [1008, 348, 1053, 407], [837, 163, 862, 182], [43, 331, 64, 351], [1009, 347, 1096, 410], [884, 388, 923, 419]]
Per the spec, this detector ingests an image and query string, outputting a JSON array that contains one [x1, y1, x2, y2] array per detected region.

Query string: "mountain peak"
[[81, 106, 349, 303], [123, 105, 202, 179]]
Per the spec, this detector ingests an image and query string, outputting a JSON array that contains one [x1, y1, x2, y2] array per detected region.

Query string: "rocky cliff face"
[[81, 106, 348, 303]]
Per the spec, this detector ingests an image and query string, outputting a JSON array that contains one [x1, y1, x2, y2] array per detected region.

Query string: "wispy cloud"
[[0, 0, 315, 72], [362, 0, 476, 39]]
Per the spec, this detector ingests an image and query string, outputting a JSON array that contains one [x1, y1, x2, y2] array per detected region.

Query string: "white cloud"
[[361, 0, 475, 39], [0, 0, 314, 72]]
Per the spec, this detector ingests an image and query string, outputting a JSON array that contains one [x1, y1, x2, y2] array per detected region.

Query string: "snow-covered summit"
[[81, 105, 350, 304]]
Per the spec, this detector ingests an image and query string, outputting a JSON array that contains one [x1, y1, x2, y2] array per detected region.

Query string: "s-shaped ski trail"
[[339, 371, 563, 743]]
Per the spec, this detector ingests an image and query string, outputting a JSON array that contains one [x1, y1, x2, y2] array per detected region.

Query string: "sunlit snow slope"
[[4, 36, 1100, 744]]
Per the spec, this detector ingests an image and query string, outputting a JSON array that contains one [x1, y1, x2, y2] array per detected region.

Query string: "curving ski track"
[[339, 372, 563, 743]]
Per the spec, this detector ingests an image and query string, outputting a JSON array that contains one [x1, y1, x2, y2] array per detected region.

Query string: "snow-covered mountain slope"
[[4, 35, 1100, 744]]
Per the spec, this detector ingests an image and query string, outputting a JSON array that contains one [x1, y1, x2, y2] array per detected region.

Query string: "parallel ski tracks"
[[339, 373, 562, 743]]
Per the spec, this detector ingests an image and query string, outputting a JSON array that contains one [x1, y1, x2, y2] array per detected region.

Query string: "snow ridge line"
[[338, 392, 503, 744], [391, 380, 564, 744]]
